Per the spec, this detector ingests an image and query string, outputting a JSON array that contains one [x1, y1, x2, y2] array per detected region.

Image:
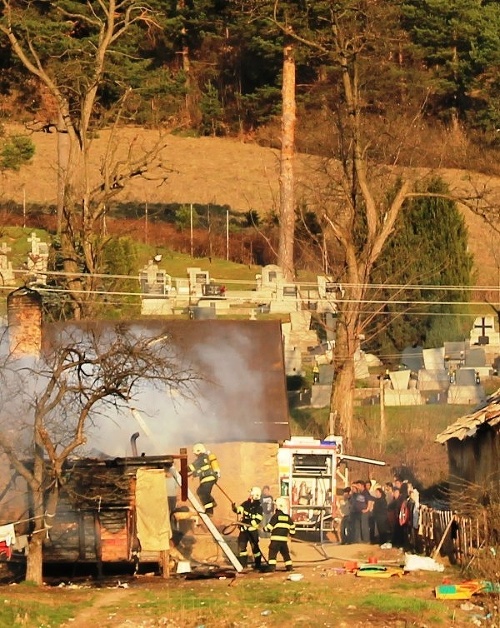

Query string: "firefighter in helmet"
[[264, 496, 295, 572], [188, 443, 220, 516], [232, 486, 264, 570]]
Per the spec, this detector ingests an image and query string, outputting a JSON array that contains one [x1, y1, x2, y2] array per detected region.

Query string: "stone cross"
[[474, 317, 493, 337], [0, 241, 15, 285], [470, 315, 496, 345], [28, 232, 42, 256], [26, 232, 49, 283]]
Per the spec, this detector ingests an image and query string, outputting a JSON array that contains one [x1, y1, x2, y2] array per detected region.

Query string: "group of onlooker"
[[339, 476, 421, 551]]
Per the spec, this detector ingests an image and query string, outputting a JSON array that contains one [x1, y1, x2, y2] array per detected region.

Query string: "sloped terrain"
[[1, 125, 499, 287]]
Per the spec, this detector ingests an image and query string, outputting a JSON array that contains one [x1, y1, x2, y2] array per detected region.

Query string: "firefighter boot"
[[286, 565, 294, 572], [259, 564, 274, 573]]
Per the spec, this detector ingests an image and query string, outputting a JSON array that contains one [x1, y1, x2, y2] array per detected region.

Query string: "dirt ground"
[[0, 539, 492, 628], [1, 125, 500, 287]]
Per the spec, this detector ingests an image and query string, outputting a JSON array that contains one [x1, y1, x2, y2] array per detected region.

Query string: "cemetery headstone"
[[139, 261, 171, 296], [0, 242, 15, 285], [470, 316, 494, 345], [400, 345, 424, 372], [26, 232, 49, 284], [187, 267, 210, 298]]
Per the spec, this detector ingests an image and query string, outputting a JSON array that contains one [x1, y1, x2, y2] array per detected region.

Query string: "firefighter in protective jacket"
[[232, 487, 263, 569], [188, 443, 220, 516], [264, 496, 295, 571]]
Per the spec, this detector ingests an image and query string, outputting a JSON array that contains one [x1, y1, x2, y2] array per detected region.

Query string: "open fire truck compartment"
[[278, 436, 385, 538]]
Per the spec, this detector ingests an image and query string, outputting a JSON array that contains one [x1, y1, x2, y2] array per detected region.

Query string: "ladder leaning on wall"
[[171, 469, 243, 573]]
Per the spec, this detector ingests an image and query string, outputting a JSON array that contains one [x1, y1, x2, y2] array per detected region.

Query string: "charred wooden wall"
[[447, 426, 500, 497]]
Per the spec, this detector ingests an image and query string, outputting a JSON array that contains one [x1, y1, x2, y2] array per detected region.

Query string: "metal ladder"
[[172, 470, 243, 572]]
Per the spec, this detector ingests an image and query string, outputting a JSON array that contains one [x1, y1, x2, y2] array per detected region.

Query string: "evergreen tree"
[[401, 0, 500, 132], [369, 177, 474, 359], [0, 125, 34, 171]]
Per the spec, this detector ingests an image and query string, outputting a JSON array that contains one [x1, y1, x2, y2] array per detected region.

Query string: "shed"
[[436, 387, 500, 497]]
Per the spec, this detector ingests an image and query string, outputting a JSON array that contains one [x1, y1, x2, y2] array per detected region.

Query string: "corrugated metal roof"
[[435, 387, 500, 444]]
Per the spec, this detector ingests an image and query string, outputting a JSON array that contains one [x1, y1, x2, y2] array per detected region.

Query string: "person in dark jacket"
[[372, 486, 390, 545], [264, 497, 296, 572], [390, 485, 407, 549], [188, 443, 219, 516], [232, 486, 264, 569]]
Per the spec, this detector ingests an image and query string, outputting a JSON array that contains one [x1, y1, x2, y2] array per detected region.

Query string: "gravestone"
[[444, 341, 468, 372], [0, 242, 15, 285], [323, 311, 337, 342], [464, 346, 492, 379], [26, 232, 49, 284], [316, 276, 343, 312], [417, 369, 449, 392], [354, 349, 370, 380], [254, 265, 302, 313], [420, 346, 448, 391], [455, 368, 477, 387], [384, 389, 424, 406], [389, 370, 411, 391], [400, 345, 424, 372], [423, 347, 445, 371], [256, 264, 283, 298], [187, 267, 210, 298], [139, 260, 174, 315], [175, 278, 190, 297], [465, 347, 486, 368], [139, 261, 171, 296], [448, 367, 485, 404], [470, 316, 500, 348], [319, 363, 334, 385]]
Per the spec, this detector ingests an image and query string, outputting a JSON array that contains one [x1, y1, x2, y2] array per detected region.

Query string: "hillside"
[[1, 125, 499, 289]]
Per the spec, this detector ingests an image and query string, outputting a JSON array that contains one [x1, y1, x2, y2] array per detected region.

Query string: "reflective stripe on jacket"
[[265, 511, 296, 541], [188, 453, 216, 482], [235, 499, 263, 531]]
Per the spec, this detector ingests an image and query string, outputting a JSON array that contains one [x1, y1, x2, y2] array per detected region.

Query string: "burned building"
[[0, 288, 290, 572]]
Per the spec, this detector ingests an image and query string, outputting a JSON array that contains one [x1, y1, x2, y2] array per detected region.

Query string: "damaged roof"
[[435, 387, 500, 444]]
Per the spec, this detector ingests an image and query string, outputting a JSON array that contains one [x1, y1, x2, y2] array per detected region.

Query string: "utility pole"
[[190, 204, 194, 258], [379, 371, 390, 451]]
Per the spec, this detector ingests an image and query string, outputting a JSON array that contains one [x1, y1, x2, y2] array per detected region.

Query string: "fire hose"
[[215, 482, 234, 504]]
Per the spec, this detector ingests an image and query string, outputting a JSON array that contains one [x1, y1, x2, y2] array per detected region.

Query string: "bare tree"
[[0, 1, 171, 318], [270, 0, 493, 442], [0, 320, 197, 584]]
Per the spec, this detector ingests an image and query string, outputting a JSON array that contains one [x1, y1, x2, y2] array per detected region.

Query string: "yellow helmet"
[[193, 443, 206, 455]]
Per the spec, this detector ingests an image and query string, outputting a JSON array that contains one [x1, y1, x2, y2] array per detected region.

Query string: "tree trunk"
[[25, 483, 45, 585], [56, 111, 70, 236], [329, 279, 363, 444], [278, 42, 296, 282], [330, 345, 356, 444], [25, 527, 44, 584], [177, 0, 196, 126]]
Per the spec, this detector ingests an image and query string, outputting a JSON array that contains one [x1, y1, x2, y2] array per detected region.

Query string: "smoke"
[[85, 324, 269, 457], [0, 320, 286, 460]]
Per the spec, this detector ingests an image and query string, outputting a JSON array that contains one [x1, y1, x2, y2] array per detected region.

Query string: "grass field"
[[0, 565, 480, 627]]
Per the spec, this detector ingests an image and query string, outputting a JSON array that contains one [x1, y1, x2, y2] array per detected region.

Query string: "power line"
[[7, 268, 500, 293]]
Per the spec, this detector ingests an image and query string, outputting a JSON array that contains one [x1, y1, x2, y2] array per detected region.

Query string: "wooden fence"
[[418, 505, 489, 566]]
